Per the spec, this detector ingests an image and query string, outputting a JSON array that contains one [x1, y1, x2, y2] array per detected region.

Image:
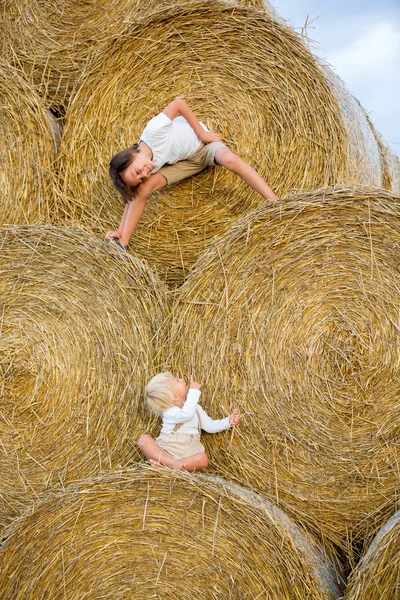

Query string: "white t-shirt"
[[159, 388, 231, 436], [140, 112, 207, 172]]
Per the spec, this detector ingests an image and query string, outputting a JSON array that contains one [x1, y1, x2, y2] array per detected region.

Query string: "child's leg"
[[175, 452, 208, 473], [214, 146, 279, 202], [138, 434, 176, 467]]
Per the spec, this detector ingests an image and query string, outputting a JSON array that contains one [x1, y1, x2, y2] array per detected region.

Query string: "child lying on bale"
[[106, 97, 278, 250]]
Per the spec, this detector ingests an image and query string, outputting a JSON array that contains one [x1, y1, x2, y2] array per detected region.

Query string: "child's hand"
[[200, 130, 222, 144], [189, 375, 202, 390], [105, 230, 120, 240], [229, 409, 240, 426]]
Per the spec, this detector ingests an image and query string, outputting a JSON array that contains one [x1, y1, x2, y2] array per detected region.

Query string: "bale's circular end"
[[344, 509, 400, 599], [0, 226, 168, 529], [167, 187, 400, 549], [0, 468, 342, 599], [0, 60, 58, 225], [59, 1, 346, 284]]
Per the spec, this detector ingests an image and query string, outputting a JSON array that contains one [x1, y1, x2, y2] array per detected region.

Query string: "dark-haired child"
[[106, 97, 278, 249]]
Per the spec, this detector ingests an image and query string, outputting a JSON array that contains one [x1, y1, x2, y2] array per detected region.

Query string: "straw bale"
[[0, 59, 58, 225], [343, 509, 400, 599], [363, 111, 400, 195], [165, 187, 400, 551], [0, 225, 168, 531], [58, 1, 347, 285], [320, 66, 382, 188], [381, 144, 400, 196], [0, 467, 343, 599], [0, 0, 269, 110]]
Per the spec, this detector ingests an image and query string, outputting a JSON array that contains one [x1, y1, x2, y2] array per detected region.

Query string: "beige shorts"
[[158, 141, 226, 185], [156, 431, 205, 460]]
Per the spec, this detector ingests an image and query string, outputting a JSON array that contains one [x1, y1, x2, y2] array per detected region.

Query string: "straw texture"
[[0, 0, 170, 109], [0, 467, 342, 599], [165, 188, 400, 551], [321, 66, 382, 189], [0, 59, 58, 225], [58, 1, 347, 284], [364, 112, 400, 195], [344, 509, 400, 599], [0, 226, 168, 531], [0, 0, 271, 109], [381, 143, 400, 196]]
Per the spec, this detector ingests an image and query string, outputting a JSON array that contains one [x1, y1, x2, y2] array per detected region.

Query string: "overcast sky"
[[274, 0, 400, 155]]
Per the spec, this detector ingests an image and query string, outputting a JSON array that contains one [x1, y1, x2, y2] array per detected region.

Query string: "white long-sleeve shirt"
[[159, 389, 230, 436]]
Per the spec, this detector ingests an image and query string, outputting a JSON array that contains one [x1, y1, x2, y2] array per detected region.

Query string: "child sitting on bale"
[[106, 97, 278, 250], [138, 372, 240, 472]]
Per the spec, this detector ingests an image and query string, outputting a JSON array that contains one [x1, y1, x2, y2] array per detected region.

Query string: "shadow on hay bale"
[[0, 226, 169, 531], [57, 1, 347, 285], [0, 59, 59, 226], [0, 0, 270, 110], [343, 508, 400, 600], [164, 187, 400, 552], [0, 467, 343, 599]]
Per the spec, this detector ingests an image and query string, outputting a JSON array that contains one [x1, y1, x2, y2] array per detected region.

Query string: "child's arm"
[[163, 98, 222, 144], [197, 406, 240, 433], [164, 388, 202, 424], [106, 171, 167, 246], [105, 202, 130, 240]]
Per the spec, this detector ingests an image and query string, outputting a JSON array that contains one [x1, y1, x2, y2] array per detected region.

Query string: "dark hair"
[[109, 144, 140, 201]]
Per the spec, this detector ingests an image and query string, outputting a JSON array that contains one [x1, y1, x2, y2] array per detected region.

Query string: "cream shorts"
[[156, 431, 205, 460], [158, 141, 226, 185]]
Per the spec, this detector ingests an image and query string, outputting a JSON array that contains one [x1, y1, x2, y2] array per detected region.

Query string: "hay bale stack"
[[0, 226, 168, 531], [165, 188, 400, 550], [58, 1, 347, 284], [344, 509, 400, 599], [0, 467, 343, 599], [0, 60, 58, 226]]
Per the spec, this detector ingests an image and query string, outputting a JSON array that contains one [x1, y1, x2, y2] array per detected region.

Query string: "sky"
[[273, 0, 400, 155]]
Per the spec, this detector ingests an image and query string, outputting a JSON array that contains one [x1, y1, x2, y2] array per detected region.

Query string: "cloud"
[[327, 22, 400, 83]]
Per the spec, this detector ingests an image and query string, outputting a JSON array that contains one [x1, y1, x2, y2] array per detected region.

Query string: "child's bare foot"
[[173, 462, 185, 470]]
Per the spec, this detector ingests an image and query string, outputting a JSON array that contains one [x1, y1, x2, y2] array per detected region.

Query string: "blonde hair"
[[145, 372, 175, 415]]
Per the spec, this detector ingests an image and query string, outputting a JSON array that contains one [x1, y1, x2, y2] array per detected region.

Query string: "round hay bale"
[[0, 0, 270, 110], [363, 111, 400, 195], [58, 1, 347, 285], [380, 144, 400, 196], [320, 66, 382, 188], [0, 225, 168, 531], [344, 509, 400, 599], [165, 187, 400, 550], [0, 467, 343, 599], [0, 59, 58, 225]]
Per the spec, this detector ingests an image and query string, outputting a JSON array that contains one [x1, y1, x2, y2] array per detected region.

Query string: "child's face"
[[121, 154, 155, 187], [169, 375, 188, 407]]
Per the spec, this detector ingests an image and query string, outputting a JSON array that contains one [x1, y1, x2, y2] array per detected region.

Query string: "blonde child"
[[138, 372, 240, 472]]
